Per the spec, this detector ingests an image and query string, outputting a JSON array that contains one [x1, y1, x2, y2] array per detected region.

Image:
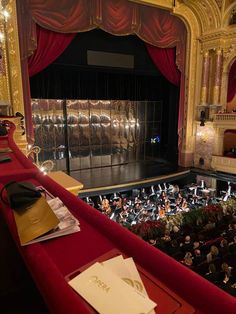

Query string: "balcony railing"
[[211, 155, 236, 175], [213, 113, 236, 122]]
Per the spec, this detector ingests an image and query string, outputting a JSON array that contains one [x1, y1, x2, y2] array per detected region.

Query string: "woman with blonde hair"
[[182, 252, 193, 266], [206, 245, 219, 263]]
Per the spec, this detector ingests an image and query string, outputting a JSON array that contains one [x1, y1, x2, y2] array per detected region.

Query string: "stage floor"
[[71, 160, 190, 197]]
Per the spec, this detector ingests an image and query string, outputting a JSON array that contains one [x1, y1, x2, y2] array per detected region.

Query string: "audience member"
[[206, 245, 219, 263]]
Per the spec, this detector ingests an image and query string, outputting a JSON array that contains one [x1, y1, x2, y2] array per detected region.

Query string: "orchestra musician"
[[101, 196, 111, 215], [163, 199, 171, 213], [138, 208, 150, 222], [159, 205, 166, 219]]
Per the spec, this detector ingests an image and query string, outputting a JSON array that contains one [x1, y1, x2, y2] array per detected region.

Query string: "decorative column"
[[212, 48, 222, 105], [200, 50, 210, 105], [0, 3, 11, 114], [0, 0, 27, 153]]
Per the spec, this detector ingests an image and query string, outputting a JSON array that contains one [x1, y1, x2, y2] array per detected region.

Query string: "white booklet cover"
[[69, 262, 156, 314]]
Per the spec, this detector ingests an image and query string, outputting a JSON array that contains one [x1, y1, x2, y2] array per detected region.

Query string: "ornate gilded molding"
[[0, 5, 10, 111], [174, 4, 201, 158], [222, 2, 236, 27], [183, 0, 221, 31], [0, 0, 25, 117], [5, 0, 25, 116], [215, 0, 223, 10], [129, 0, 173, 10], [223, 44, 236, 68], [199, 30, 236, 44]]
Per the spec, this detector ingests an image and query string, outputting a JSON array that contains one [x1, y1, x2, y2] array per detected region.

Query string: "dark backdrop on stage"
[[30, 29, 179, 168]]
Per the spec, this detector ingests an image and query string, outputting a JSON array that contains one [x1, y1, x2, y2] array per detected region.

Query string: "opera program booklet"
[[22, 193, 80, 246], [68, 256, 157, 314]]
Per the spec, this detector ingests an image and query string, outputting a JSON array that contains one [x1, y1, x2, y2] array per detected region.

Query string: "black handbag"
[[0, 181, 42, 211]]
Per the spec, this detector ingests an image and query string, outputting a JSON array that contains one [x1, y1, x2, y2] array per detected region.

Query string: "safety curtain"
[[18, 0, 186, 148]]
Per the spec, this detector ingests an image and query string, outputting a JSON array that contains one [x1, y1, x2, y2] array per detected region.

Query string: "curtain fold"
[[145, 44, 180, 86], [28, 0, 185, 73], [227, 59, 236, 103], [28, 25, 76, 77]]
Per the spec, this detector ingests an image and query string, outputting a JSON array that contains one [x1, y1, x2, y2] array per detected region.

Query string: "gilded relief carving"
[[215, 0, 223, 10], [224, 0, 236, 11], [0, 0, 25, 117], [5, 0, 24, 115]]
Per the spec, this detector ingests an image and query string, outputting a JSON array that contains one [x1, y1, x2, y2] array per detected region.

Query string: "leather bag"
[[0, 181, 42, 211]]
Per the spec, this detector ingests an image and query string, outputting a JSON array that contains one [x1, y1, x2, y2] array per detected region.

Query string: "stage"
[[71, 160, 236, 198], [72, 160, 190, 197]]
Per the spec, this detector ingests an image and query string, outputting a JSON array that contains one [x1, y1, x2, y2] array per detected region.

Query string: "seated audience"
[[205, 263, 220, 284]]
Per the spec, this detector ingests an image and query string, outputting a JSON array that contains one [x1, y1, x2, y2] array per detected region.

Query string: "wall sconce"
[[200, 110, 206, 126], [27, 145, 54, 175]]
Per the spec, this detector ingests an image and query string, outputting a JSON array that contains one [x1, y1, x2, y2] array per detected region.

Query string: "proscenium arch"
[[171, 2, 202, 164]]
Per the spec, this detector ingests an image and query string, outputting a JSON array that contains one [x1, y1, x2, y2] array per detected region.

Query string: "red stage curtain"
[[28, 25, 76, 77], [28, 0, 185, 73], [146, 44, 180, 86], [227, 59, 236, 102]]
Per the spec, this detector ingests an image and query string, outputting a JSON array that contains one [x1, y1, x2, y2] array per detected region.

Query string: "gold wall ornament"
[[182, 0, 221, 32], [130, 0, 173, 10], [223, 44, 235, 64], [215, 0, 223, 10], [4, 0, 25, 116], [27, 145, 54, 174], [0, 0, 25, 118], [0, 6, 10, 110]]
